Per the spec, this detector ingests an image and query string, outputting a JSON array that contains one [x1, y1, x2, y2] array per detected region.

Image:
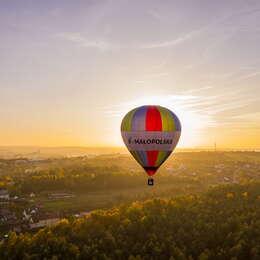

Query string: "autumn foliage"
[[0, 182, 259, 259]]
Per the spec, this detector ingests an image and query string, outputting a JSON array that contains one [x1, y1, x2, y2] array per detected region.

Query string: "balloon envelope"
[[121, 105, 181, 176]]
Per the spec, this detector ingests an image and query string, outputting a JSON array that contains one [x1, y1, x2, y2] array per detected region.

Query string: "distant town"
[[1, 151, 260, 237]]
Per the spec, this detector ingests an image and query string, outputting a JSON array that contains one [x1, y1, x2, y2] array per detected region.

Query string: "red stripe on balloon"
[[145, 106, 162, 166], [145, 106, 162, 167], [145, 106, 162, 131], [144, 166, 158, 176], [146, 151, 159, 167]]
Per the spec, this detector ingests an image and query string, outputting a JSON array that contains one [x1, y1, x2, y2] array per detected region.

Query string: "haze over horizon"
[[1, 0, 260, 149]]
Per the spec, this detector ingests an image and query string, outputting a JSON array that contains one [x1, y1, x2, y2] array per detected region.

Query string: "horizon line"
[[0, 145, 259, 150]]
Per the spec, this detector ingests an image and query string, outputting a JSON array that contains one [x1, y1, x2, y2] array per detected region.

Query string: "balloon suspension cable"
[[148, 178, 154, 186]]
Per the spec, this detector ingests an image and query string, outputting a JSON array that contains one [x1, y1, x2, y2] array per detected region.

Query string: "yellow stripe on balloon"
[[155, 151, 166, 167], [121, 108, 138, 131], [157, 106, 174, 131]]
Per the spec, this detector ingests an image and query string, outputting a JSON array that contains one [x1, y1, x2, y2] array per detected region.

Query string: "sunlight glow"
[[104, 95, 215, 147]]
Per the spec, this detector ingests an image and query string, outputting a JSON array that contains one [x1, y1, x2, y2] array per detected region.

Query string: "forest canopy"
[[1, 182, 259, 260]]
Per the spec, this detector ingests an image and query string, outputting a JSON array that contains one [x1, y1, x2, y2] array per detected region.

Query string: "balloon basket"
[[148, 178, 154, 186]]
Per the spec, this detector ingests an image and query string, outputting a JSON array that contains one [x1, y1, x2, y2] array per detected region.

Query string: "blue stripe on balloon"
[[171, 112, 181, 131], [137, 151, 148, 166], [131, 106, 148, 131]]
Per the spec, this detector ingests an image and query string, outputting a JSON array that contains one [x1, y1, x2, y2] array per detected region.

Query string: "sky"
[[0, 0, 260, 149]]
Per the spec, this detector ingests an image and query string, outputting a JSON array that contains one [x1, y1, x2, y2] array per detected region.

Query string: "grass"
[[38, 181, 208, 213]]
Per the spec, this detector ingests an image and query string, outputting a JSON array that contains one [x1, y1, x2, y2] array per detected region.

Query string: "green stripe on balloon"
[[155, 151, 166, 166], [157, 106, 175, 131], [121, 108, 138, 131]]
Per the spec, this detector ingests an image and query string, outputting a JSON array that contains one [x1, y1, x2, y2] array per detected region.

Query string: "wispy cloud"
[[58, 28, 202, 51], [133, 72, 169, 84], [103, 91, 260, 133], [236, 71, 260, 81], [182, 86, 213, 95], [103, 94, 214, 127], [139, 6, 259, 50], [56, 32, 115, 51], [140, 29, 200, 49], [147, 9, 165, 22], [220, 70, 260, 85], [103, 94, 217, 147]]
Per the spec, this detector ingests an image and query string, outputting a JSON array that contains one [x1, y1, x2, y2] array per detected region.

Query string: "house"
[[0, 208, 16, 223], [29, 218, 60, 229], [224, 177, 230, 182], [0, 189, 9, 200], [79, 211, 91, 218], [48, 193, 75, 200]]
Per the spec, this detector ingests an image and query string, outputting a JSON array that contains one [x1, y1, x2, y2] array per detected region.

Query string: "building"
[[0, 189, 9, 200], [30, 192, 36, 198], [29, 218, 60, 229], [48, 193, 75, 200]]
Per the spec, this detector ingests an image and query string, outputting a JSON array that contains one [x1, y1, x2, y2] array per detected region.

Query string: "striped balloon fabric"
[[121, 105, 181, 176]]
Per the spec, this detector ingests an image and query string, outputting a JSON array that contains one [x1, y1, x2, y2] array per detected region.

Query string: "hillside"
[[1, 182, 259, 260], [0, 152, 259, 235]]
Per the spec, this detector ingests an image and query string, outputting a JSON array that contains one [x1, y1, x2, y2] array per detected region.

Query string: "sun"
[[105, 95, 214, 148]]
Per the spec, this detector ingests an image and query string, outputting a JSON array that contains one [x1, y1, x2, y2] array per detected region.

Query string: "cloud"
[[182, 86, 213, 95], [58, 29, 200, 51], [57, 32, 115, 51], [220, 70, 260, 85], [139, 6, 257, 50], [140, 29, 200, 49], [236, 71, 260, 81], [147, 9, 165, 22], [103, 89, 260, 147], [103, 94, 213, 126]]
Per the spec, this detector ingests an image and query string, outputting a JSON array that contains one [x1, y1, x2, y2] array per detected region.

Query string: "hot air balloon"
[[121, 105, 181, 185]]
